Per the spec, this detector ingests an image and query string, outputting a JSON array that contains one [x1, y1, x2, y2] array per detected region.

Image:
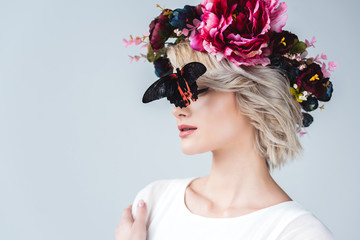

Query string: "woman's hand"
[[115, 200, 148, 240]]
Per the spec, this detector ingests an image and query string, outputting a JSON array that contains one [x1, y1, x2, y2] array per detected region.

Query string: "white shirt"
[[131, 177, 334, 240]]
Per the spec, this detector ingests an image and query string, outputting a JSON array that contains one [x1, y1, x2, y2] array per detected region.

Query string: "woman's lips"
[[178, 124, 197, 138], [179, 129, 197, 137]]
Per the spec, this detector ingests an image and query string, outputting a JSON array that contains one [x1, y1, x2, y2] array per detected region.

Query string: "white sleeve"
[[277, 213, 335, 240]]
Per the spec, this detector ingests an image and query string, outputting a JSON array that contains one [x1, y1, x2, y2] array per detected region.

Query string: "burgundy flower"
[[149, 10, 174, 52], [297, 63, 327, 98], [267, 31, 298, 56], [189, 4, 203, 18], [190, 0, 288, 66]]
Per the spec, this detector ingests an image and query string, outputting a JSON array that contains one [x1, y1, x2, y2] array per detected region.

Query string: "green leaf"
[[146, 45, 156, 62], [306, 58, 314, 65], [169, 32, 178, 38], [174, 35, 186, 44], [290, 39, 307, 54]]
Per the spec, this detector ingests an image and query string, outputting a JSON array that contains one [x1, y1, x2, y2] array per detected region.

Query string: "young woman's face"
[[172, 88, 255, 155]]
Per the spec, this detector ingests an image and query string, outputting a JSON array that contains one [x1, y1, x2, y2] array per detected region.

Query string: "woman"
[[117, 0, 336, 239]]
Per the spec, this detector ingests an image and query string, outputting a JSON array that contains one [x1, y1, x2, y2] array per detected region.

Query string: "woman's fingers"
[[115, 201, 148, 240], [134, 200, 147, 225], [121, 204, 134, 225], [132, 200, 148, 239], [115, 205, 133, 240]]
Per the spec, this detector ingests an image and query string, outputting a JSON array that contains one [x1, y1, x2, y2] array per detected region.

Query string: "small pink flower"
[[296, 126, 307, 137], [129, 55, 141, 63], [183, 18, 202, 37], [321, 62, 331, 78], [140, 43, 149, 50], [123, 35, 143, 48], [123, 38, 132, 48], [314, 54, 320, 64], [134, 37, 142, 45], [305, 36, 316, 48], [328, 61, 338, 71], [320, 53, 327, 60], [314, 53, 328, 64]]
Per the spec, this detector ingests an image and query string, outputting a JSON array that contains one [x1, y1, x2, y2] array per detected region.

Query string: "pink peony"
[[190, 0, 288, 66]]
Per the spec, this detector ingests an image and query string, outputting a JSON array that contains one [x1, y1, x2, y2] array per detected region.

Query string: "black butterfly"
[[142, 62, 207, 108]]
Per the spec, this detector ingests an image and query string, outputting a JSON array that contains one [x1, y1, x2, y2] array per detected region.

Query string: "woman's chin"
[[181, 149, 198, 155], [180, 144, 208, 155]]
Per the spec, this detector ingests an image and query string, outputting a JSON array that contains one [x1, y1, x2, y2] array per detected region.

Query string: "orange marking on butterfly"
[[176, 79, 193, 106]]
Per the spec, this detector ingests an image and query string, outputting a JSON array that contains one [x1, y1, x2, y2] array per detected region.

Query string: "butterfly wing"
[[142, 62, 207, 108], [163, 74, 186, 107], [176, 62, 207, 106], [180, 62, 207, 85], [142, 73, 177, 103]]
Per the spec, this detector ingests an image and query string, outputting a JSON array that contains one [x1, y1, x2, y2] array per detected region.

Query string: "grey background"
[[0, 0, 358, 239]]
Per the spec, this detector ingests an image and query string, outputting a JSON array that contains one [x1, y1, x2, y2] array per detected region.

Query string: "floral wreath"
[[124, 0, 337, 134]]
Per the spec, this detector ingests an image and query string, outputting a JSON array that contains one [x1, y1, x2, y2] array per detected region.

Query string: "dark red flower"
[[149, 10, 174, 52], [297, 63, 327, 98], [267, 31, 298, 56]]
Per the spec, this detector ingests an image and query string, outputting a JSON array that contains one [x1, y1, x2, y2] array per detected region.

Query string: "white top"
[[131, 177, 334, 240]]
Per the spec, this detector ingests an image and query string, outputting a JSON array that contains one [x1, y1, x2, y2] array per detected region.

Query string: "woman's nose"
[[172, 105, 190, 118]]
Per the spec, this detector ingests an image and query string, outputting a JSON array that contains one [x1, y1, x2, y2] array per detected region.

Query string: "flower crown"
[[124, 0, 337, 131]]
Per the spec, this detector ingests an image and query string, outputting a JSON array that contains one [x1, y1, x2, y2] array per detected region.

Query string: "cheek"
[[200, 93, 246, 149], [179, 91, 251, 155], [204, 110, 242, 148]]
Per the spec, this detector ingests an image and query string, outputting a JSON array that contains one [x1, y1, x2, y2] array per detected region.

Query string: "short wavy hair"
[[167, 41, 304, 170]]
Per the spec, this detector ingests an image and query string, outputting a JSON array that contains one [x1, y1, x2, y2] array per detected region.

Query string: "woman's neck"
[[200, 147, 291, 210]]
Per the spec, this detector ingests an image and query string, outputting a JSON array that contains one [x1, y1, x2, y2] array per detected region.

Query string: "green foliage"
[[290, 39, 307, 54], [147, 45, 166, 62]]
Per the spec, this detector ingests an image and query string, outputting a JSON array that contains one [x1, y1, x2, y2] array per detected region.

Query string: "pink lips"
[[178, 124, 197, 138]]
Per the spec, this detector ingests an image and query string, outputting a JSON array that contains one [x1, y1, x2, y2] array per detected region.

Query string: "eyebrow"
[[197, 87, 209, 94]]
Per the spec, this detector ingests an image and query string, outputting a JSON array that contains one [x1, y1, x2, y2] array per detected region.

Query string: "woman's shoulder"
[[136, 176, 194, 195], [257, 201, 334, 239], [276, 210, 335, 240], [130, 177, 195, 220]]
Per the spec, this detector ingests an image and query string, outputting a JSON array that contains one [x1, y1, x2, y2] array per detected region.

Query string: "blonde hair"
[[167, 41, 304, 170]]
